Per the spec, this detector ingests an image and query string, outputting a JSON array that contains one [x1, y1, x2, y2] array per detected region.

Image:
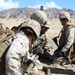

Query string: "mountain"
[[0, 7, 75, 18]]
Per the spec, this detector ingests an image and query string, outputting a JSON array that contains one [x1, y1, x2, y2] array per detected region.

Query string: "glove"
[[33, 46, 42, 54], [54, 46, 62, 55], [54, 49, 63, 57], [54, 49, 59, 54], [27, 59, 35, 67], [58, 51, 63, 57]]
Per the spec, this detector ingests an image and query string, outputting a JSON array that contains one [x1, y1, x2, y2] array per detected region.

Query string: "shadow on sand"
[[42, 66, 75, 75]]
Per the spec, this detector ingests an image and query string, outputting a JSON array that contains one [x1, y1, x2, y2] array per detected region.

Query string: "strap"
[[0, 29, 16, 43]]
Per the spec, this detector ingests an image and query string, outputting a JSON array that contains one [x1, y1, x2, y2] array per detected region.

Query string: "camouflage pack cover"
[[0, 29, 15, 57], [0, 24, 15, 70]]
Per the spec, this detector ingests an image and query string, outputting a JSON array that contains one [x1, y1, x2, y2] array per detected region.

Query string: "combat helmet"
[[59, 11, 70, 21], [19, 19, 41, 38], [43, 21, 50, 28], [30, 10, 47, 25]]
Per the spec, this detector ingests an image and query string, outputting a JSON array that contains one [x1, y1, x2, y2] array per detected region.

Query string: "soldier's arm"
[[6, 39, 23, 75], [53, 28, 63, 46], [61, 27, 75, 53], [6, 34, 29, 75]]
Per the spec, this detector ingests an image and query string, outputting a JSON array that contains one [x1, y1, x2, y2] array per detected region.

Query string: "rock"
[[0, 8, 75, 18]]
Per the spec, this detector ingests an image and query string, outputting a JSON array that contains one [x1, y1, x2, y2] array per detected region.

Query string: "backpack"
[[0, 23, 15, 70]]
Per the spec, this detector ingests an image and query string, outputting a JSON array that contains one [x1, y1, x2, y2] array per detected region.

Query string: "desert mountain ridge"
[[0, 7, 75, 18]]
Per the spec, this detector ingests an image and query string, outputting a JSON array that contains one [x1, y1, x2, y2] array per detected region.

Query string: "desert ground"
[[0, 18, 75, 75]]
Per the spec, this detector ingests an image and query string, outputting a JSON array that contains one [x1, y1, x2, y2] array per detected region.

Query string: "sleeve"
[[6, 53, 21, 75], [5, 37, 28, 75], [43, 34, 53, 50], [44, 38, 52, 50], [53, 29, 63, 46], [61, 27, 75, 52]]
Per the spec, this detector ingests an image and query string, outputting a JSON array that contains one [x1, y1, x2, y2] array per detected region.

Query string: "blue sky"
[[0, 0, 75, 11]]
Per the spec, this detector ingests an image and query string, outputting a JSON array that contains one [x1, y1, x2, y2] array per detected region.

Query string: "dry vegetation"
[[0, 18, 75, 75]]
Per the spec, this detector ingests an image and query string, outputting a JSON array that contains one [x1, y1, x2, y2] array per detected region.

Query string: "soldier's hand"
[[27, 59, 34, 66], [54, 50, 63, 57], [33, 46, 42, 54], [58, 51, 63, 57], [54, 49, 59, 54]]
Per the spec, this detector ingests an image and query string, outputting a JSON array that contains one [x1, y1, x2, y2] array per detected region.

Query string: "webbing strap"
[[0, 29, 16, 43]]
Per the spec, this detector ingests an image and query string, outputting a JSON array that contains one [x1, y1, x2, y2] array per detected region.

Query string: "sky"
[[0, 0, 75, 11]]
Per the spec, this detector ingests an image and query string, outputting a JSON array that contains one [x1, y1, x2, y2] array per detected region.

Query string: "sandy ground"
[[0, 18, 75, 75]]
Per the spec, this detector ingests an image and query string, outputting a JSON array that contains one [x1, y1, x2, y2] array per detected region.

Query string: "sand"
[[0, 18, 75, 75]]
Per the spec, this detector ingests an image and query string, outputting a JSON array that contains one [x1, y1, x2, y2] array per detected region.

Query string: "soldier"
[[52, 11, 75, 65], [30, 10, 52, 59], [5, 19, 41, 75]]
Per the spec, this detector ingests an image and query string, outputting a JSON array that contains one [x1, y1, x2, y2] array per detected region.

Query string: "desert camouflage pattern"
[[18, 19, 41, 38], [30, 10, 47, 25], [32, 34, 52, 54], [42, 21, 50, 29], [56, 23, 75, 62], [5, 33, 29, 75], [4, 19, 41, 75], [59, 11, 70, 21]]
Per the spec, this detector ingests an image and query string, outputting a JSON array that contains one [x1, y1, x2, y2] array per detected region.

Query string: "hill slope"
[[0, 8, 75, 18]]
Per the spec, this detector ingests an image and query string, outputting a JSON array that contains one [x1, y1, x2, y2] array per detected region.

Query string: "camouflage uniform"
[[53, 11, 75, 64], [5, 19, 41, 75], [58, 23, 75, 58], [31, 10, 52, 60]]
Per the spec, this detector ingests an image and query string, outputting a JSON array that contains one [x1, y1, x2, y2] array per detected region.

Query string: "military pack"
[[0, 23, 15, 70]]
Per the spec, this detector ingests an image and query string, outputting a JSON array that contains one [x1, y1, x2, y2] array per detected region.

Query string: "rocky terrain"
[[0, 7, 75, 18]]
